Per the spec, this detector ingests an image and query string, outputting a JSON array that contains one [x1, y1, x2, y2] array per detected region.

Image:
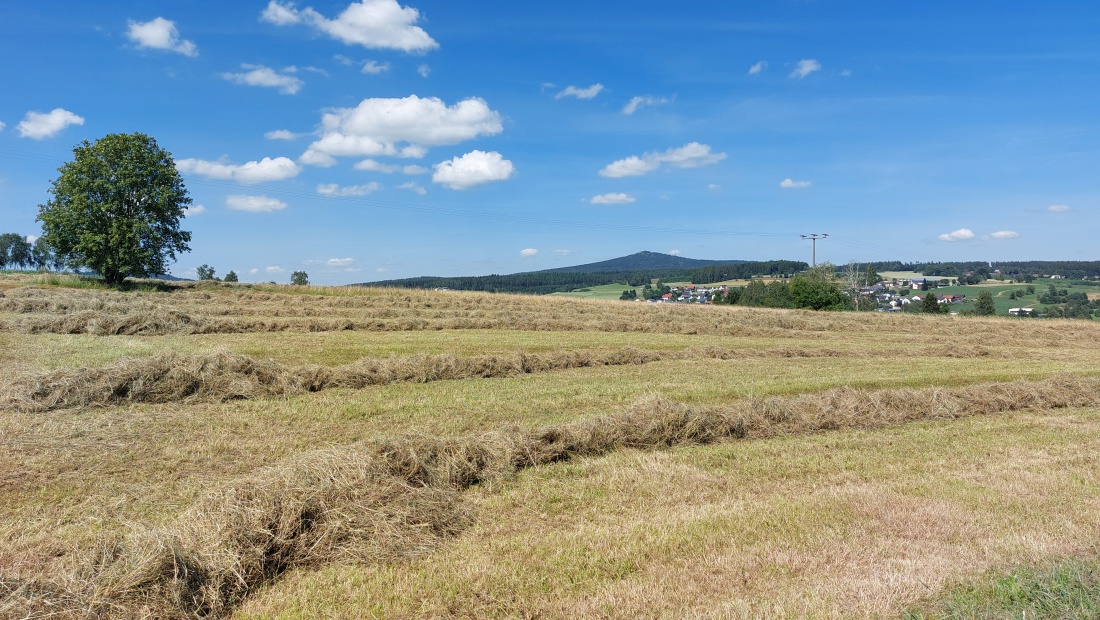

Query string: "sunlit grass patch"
[[6, 278, 1100, 618], [235, 409, 1100, 619], [4, 330, 847, 372], [903, 558, 1100, 619]]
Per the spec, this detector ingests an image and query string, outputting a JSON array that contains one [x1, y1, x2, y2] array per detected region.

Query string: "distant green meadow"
[[549, 283, 644, 300], [551, 276, 1100, 318]]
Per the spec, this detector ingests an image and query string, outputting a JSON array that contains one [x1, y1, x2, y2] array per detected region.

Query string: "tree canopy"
[[790, 270, 851, 310], [921, 292, 944, 313], [974, 290, 996, 316], [36, 132, 192, 284], [0, 233, 32, 269]]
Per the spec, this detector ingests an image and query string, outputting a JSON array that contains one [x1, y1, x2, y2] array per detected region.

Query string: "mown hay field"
[[1, 274, 1099, 618]]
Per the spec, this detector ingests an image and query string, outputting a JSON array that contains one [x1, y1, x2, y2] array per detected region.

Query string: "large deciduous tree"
[[36, 133, 192, 285]]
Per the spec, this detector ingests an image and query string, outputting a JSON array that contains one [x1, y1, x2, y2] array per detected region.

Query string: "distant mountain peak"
[[536, 251, 744, 274]]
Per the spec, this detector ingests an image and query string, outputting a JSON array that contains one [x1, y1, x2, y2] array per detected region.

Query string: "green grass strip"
[[904, 557, 1100, 619]]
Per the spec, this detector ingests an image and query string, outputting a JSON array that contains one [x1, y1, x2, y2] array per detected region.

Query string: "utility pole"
[[800, 233, 828, 267]]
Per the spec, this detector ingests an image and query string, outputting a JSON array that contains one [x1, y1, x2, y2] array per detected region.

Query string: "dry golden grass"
[[4, 281, 1099, 349], [239, 409, 1100, 619], [2, 276, 1100, 618], [4, 345, 915, 413], [5, 376, 1100, 618]]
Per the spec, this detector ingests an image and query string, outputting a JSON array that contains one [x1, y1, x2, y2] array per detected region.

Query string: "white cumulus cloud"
[[184, 204, 206, 217], [938, 228, 975, 242], [260, 0, 438, 53], [361, 60, 390, 74], [1047, 204, 1071, 213], [669, 249, 682, 255], [304, 95, 503, 162], [266, 265, 286, 273], [402, 164, 428, 175], [790, 59, 821, 78], [316, 182, 380, 196], [222, 64, 304, 94], [265, 129, 298, 140], [600, 155, 659, 178], [299, 150, 337, 167], [126, 17, 198, 57], [622, 95, 669, 115], [398, 181, 427, 195], [555, 84, 604, 100], [599, 142, 726, 178], [17, 108, 84, 139], [328, 257, 355, 267], [177, 156, 301, 183], [354, 159, 398, 173], [417, 63, 430, 77], [990, 230, 1019, 239], [779, 178, 811, 189], [520, 248, 538, 257], [432, 150, 514, 190], [590, 192, 636, 205], [227, 195, 288, 212], [748, 61, 767, 75], [0, 121, 6, 131]]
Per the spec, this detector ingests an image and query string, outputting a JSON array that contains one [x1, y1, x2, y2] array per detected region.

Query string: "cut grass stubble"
[[3, 375, 1099, 618]]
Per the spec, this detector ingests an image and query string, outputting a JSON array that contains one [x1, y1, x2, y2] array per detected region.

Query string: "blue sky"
[[1, 1, 1098, 284]]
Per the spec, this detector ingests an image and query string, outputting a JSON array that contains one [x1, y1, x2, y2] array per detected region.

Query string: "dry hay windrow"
[[5, 284, 1100, 346], [1, 450, 468, 619], [3, 374, 1099, 618], [3, 346, 884, 413]]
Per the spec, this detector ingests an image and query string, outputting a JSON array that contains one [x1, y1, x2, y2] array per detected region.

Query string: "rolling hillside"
[[352, 251, 800, 294]]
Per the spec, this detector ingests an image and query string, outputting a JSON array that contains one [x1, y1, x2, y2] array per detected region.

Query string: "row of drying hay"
[[0, 285, 769, 337], [5, 302, 1096, 354], [4, 374, 1099, 619], [2, 309, 362, 336], [3, 345, 877, 413], [7, 281, 1100, 345]]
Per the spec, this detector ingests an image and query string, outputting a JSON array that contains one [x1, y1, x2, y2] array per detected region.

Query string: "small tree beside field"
[[974, 290, 996, 316]]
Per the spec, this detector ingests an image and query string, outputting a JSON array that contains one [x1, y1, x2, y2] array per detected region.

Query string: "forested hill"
[[352, 258, 806, 295], [537, 251, 744, 274]]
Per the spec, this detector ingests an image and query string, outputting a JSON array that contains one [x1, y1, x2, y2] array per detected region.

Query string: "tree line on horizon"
[[0, 233, 62, 271], [864, 261, 1100, 280]]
